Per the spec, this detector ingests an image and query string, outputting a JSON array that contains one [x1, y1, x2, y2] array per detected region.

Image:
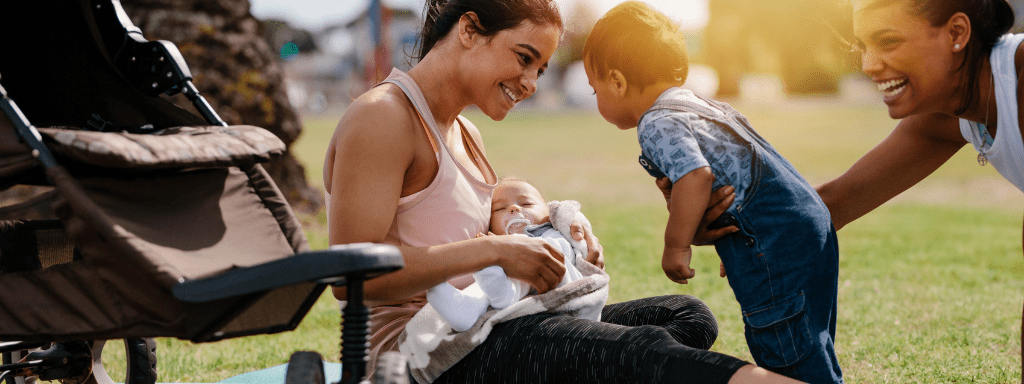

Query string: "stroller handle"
[[0, 79, 59, 170], [171, 243, 404, 303]]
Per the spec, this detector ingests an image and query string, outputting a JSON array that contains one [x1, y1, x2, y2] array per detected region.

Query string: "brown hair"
[[417, 0, 564, 61], [582, 1, 688, 92]]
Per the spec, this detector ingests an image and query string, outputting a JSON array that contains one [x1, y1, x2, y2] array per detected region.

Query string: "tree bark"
[[122, 0, 323, 214]]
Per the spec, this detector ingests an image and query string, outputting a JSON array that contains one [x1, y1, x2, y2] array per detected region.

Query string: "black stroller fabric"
[[0, 0, 206, 130], [0, 0, 328, 343]]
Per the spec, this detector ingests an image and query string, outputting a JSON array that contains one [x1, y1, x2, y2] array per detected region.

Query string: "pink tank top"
[[365, 69, 496, 373]]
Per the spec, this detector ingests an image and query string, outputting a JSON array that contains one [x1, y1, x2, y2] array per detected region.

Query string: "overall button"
[[744, 237, 755, 247]]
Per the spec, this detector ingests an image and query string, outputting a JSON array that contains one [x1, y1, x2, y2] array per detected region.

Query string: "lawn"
[[116, 100, 1023, 383]]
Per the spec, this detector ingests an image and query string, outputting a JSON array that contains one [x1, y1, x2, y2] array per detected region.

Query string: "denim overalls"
[[640, 97, 843, 384]]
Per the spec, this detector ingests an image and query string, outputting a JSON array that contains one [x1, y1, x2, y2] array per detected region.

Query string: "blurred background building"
[[255, 0, 1024, 112]]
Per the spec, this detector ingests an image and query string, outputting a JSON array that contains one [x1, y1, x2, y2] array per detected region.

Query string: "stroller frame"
[[0, 1, 404, 383]]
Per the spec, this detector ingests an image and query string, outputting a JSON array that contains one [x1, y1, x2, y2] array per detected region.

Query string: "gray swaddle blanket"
[[397, 200, 609, 384]]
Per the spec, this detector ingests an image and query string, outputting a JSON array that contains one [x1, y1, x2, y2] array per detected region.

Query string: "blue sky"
[[250, 0, 708, 31]]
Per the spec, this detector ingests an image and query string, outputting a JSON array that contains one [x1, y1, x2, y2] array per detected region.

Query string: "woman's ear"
[[609, 69, 629, 98], [947, 12, 971, 52], [458, 12, 483, 48]]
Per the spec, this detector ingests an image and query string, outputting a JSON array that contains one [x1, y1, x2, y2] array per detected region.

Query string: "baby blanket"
[[397, 200, 609, 384]]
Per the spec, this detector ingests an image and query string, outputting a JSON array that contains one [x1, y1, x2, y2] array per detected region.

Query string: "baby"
[[425, 177, 589, 332]]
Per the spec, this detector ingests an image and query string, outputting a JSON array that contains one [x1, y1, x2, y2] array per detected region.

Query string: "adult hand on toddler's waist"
[[690, 183, 740, 245]]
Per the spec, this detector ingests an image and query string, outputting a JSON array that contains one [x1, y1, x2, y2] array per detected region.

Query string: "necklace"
[[978, 73, 993, 166]]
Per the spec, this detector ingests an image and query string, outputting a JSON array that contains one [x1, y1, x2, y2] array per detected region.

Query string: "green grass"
[[124, 101, 1021, 383]]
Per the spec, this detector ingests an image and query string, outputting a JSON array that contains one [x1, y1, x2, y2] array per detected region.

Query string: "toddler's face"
[[490, 181, 550, 235], [584, 59, 633, 130]]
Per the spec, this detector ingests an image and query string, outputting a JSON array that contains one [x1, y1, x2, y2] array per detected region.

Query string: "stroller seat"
[[0, 1, 405, 383]]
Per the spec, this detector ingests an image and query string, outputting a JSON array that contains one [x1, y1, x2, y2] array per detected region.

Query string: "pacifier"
[[503, 215, 531, 235]]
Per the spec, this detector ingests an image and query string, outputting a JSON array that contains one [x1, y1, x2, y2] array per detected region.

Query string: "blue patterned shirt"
[[637, 88, 753, 206]]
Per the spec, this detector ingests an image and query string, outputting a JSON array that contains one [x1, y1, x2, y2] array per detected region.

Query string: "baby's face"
[[490, 181, 550, 235]]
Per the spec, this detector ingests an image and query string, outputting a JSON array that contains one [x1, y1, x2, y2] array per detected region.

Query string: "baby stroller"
[[0, 0, 407, 383]]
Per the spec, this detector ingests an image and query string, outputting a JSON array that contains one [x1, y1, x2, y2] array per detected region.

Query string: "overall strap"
[[642, 98, 759, 145]]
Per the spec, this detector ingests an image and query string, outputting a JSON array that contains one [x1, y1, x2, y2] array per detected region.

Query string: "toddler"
[[582, 2, 842, 383], [425, 177, 591, 332]]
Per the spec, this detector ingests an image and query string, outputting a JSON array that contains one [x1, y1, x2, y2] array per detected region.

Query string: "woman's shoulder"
[[335, 84, 420, 139], [348, 85, 418, 123], [326, 84, 428, 171], [899, 113, 965, 144], [1015, 35, 1024, 77]]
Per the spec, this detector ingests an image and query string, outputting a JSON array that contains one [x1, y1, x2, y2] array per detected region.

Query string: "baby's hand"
[[662, 246, 695, 284]]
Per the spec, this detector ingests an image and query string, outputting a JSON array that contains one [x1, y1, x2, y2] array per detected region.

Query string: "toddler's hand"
[[662, 246, 695, 284]]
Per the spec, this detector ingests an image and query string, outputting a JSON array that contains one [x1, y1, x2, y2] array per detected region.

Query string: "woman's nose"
[[861, 48, 883, 75], [520, 71, 538, 98]]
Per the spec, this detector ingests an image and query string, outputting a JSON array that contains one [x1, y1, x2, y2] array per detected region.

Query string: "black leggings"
[[434, 295, 750, 384]]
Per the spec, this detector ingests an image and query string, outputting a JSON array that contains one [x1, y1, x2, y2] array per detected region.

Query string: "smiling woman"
[[814, 0, 1024, 379]]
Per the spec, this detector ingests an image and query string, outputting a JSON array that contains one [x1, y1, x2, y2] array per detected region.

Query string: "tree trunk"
[[121, 0, 323, 215]]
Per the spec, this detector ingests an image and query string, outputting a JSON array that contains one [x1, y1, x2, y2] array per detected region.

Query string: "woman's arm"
[[816, 113, 966, 230], [364, 236, 566, 301]]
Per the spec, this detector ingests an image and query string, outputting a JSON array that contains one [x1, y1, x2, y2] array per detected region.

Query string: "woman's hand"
[[571, 220, 605, 269], [657, 178, 738, 245], [491, 235, 567, 294]]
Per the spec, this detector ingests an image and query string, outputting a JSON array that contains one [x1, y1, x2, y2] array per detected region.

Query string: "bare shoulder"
[[458, 115, 487, 155], [337, 85, 418, 138], [897, 113, 965, 144], [1016, 37, 1024, 105], [1015, 35, 1024, 74], [1016, 37, 1024, 135], [323, 84, 421, 187], [328, 85, 425, 158]]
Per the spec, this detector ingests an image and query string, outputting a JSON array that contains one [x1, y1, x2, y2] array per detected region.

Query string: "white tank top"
[[959, 33, 1024, 192]]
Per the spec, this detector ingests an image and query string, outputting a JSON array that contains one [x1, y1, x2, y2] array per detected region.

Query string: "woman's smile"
[[877, 77, 909, 100], [500, 83, 521, 104]]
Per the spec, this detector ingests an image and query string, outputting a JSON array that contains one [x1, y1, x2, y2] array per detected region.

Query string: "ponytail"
[[418, 0, 460, 60], [910, 0, 1015, 114], [957, 0, 1014, 114], [969, 0, 1015, 49], [416, 0, 562, 61]]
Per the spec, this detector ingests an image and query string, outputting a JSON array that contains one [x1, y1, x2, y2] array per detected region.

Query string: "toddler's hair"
[[582, 1, 688, 92]]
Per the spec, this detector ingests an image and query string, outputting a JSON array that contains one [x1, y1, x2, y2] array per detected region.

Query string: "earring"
[[954, 43, 961, 50]]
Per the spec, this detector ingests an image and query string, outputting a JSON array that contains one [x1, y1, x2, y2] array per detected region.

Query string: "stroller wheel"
[[285, 351, 325, 384], [88, 338, 157, 384], [123, 338, 157, 384], [371, 352, 409, 384]]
